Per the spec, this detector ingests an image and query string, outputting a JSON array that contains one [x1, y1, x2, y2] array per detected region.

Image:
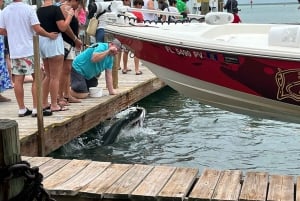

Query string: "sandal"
[[136, 71, 143, 75], [122, 69, 132, 74], [58, 98, 70, 106], [0, 95, 11, 102], [64, 96, 81, 103], [51, 105, 69, 112]]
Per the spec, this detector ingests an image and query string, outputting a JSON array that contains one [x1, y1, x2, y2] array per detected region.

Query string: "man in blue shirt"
[[70, 39, 121, 99]]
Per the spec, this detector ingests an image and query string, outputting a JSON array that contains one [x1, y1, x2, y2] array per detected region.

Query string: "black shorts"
[[71, 68, 98, 93]]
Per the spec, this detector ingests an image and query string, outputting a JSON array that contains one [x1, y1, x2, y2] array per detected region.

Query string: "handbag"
[[64, 41, 72, 60], [86, 17, 98, 36]]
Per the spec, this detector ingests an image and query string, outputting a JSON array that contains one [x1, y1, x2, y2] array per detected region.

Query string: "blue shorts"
[[39, 33, 64, 58], [96, 28, 105, 43]]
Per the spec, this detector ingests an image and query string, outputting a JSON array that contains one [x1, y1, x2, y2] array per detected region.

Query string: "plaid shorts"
[[11, 56, 34, 75]]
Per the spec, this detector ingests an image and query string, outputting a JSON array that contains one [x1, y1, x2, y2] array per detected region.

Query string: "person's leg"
[[62, 59, 81, 103], [13, 74, 26, 108], [42, 58, 50, 108], [116, 51, 121, 70], [70, 68, 89, 99], [134, 57, 142, 75], [0, 94, 11, 102], [122, 51, 129, 73], [11, 58, 32, 116], [48, 55, 65, 111]]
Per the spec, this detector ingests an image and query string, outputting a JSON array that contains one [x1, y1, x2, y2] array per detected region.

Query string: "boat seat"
[[268, 26, 300, 48], [205, 12, 234, 25]]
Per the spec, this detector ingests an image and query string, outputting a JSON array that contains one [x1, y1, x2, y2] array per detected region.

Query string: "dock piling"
[[0, 119, 24, 201]]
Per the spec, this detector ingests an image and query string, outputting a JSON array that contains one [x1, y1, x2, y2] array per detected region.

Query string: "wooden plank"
[[188, 168, 221, 201], [0, 62, 164, 156], [50, 161, 111, 196], [39, 158, 71, 178], [131, 165, 177, 201], [23, 156, 52, 167], [267, 175, 294, 201], [211, 170, 242, 201], [79, 163, 133, 198], [157, 167, 199, 201], [296, 177, 300, 201], [239, 171, 269, 201], [43, 159, 91, 189], [103, 164, 154, 199]]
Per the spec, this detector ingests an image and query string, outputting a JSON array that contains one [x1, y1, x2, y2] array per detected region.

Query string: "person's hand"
[[67, 8, 75, 17], [48, 32, 58, 40], [75, 38, 82, 50], [109, 46, 118, 55]]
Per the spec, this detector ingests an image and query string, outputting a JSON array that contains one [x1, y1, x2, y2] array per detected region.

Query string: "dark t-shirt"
[[37, 5, 65, 33], [62, 15, 79, 47], [224, 0, 238, 13]]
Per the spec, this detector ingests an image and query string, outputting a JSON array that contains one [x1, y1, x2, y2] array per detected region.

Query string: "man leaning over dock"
[[70, 39, 121, 99], [0, 0, 58, 117]]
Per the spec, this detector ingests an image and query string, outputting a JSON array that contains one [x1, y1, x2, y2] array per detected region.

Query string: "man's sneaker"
[[32, 109, 53, 117], [18, 108, 32, 117]]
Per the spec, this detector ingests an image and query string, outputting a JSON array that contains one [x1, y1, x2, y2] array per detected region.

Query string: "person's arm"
[[56, 7, 75, 32], [105, 69, 117, 95], [60, 4, 82, 49], [32, 24, 58, 39], [91, 46, 118, 63]]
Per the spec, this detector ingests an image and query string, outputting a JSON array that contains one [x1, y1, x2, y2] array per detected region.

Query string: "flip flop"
[[64, 96, 81, 103], [122, 69, 132, 74], [0, 95, 11, 102], [58, 98, 70, 106], [136, 71, 143, 75], [51, 105, 69, 112]]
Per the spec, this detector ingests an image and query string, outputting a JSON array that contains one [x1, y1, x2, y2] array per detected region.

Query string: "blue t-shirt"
[[72, 43, 113, 80]]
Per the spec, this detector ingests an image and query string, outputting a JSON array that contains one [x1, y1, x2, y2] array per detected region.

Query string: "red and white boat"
[[105, 12, 300, 123]]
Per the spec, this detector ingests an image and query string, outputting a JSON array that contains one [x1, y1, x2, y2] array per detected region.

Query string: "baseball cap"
[[111, 38, 122, 51]]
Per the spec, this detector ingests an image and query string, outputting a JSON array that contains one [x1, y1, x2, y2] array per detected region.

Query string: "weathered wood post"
[[112, 52, 120, 89], [0, 119, 24, 201], [200, 0, 210, 15], [105, 33, 119, 89], [33, 35, 45, 156]]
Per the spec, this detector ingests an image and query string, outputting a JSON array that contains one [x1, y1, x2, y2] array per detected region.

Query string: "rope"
[[0, 161, 55, 201]]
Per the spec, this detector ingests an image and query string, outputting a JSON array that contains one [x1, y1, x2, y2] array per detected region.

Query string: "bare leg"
[[49, 56, 64, 111], [42, 58, 50, 108], [134, 57, 142, 75], [122, 51, 129, 73], [70, 88, 89, 99], [58, 60, 72, 106], [31, 74, 37, 109], [13, 74, 26, 109]]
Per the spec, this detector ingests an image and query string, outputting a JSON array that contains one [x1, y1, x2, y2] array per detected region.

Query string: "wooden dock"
[[0, 60, 165, 156], [22, 156, 298, 201]]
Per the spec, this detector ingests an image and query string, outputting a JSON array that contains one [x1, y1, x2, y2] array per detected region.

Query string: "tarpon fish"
[[101, 107, 146, 146]]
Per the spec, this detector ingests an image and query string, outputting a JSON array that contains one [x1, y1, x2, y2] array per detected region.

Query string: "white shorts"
[[39, 33, 64, 58], [64, 41, 76, 60]]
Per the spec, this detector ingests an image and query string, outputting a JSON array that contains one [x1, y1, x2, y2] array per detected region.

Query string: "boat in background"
[[105, 10, 300, 123]]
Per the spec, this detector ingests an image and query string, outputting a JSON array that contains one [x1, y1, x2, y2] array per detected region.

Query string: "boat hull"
[[107, 24, 300, 123]]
